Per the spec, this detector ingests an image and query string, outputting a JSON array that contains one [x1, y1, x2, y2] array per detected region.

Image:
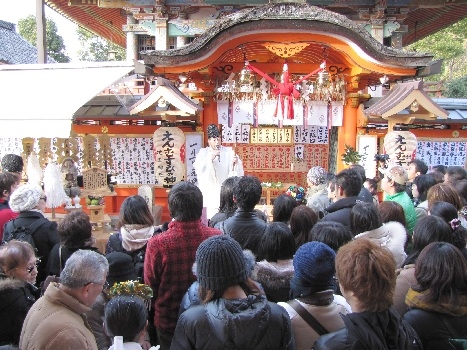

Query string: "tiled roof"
[[0, 19, 54, 64], [364, 81, 448, 120]]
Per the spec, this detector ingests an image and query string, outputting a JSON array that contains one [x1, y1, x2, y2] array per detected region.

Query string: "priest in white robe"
[[193, 124, 244, 219]]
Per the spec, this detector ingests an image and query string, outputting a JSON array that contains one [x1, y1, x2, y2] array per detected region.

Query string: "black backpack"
[[108, 233, 146, 282], [3, 217, 49, 249], [129, 247, 146, 283]]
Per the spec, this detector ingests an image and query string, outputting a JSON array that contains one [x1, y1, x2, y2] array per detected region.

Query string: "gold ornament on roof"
[[263, 43, 310, 58]]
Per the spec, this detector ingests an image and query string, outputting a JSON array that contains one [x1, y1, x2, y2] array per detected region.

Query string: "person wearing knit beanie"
[[9, 184, 43, 213], [278, 242, 350, 350], [3, 184, 59, 286], [1, 154, 24, 174], [196, 235, 248, 292], [305, 166, 331, 218], [172, 235, 295, 350], [293, 242, 336, 289]]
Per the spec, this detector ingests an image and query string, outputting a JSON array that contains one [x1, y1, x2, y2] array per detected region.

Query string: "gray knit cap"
[[307, 166, 327, 186], [196, 235, 248, 291], [9, 184, 42, 212], [1, 154, 24, 173]]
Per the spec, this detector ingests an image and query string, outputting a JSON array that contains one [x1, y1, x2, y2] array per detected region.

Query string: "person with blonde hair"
[[313, 239, 421, 350]]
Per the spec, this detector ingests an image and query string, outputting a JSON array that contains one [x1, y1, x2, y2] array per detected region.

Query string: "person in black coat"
[[4, 184, 59, 286], [321, 168, 363, 229], [403, 242, 467, 350], [215, 176, 267, 258], [313, 239, 422, 350], [172, 235, 294, 350], [0, 241, 40, 346], [46, 211, 100, 277]]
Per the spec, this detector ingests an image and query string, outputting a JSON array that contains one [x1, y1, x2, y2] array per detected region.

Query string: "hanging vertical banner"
[[284, 101, 304, 126], [330, 101, 344, 126], [222, 125, 234, 143], [232, 101, 254, 124], [257, 100, 276, 125], [153, 127, 186, 187], [357, 134, 378, 179], [241, 125, 250, 143], [294, 145, 305, 159], [185, 132, 203, 185], [217, 100, 229, 125], [308, 101, 328, 127]]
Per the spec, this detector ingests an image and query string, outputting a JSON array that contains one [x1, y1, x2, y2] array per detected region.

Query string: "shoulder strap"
[[25, 217, 49, 235], [288, 299, 329, 336]]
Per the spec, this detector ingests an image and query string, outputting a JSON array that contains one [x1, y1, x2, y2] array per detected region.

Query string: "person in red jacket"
[[0, 172, 20, 241], [144, 181, 221, 350]]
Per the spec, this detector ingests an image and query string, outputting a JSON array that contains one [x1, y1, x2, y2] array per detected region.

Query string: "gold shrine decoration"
[[250, 127, 293, 145], [37, 138, 52, 168], [263, 43, 310, 58], [98, 134, 113, 170], [82, 135, 97, 169], [55, 138, 79, 165]]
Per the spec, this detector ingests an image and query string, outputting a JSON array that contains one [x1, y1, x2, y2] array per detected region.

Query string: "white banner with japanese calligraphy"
[[222, 124, 251, 144], [185, 133, 203, 185], [416, 140, 467, 167], [357, 135, 378, 179], [308, 101, 328, 127], [293, 126, 329, 145], [331, 101, 344, 127], [217, 101, 230, 125], [232, 101, 254, 124]]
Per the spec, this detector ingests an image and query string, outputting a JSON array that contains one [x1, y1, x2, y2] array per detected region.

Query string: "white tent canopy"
[[0, 61, 135, 138]]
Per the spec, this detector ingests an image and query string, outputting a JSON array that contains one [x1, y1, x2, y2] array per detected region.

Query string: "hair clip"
[[450, 218, 461, 231]]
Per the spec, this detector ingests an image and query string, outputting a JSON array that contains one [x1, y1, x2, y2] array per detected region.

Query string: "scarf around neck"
[[405, 288, 467, 316], [120, 225, 154, 251]]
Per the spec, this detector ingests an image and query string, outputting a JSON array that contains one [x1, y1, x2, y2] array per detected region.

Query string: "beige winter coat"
[[19, 283, 98, 350], [278, 291, 350, 350], [393, 264, 416, 316]]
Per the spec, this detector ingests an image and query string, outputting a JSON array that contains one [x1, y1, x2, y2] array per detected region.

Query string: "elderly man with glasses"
[[20, 250, 109, 350]]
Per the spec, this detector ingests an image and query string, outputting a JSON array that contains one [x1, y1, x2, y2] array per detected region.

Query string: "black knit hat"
[[1, 154, 23, 173], [207, 124, 221, 139], [293, 242, 336, 288], [106, 252, 137, 287], [196, 235, 248, 291]]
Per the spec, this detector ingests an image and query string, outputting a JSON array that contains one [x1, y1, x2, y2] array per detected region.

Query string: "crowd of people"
[[0, 149, 467, 349]]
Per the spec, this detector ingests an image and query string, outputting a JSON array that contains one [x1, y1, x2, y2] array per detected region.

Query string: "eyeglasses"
[[84, 280, 109, 290], [25, 259, 41, 274], [40, 195, 47, 202]]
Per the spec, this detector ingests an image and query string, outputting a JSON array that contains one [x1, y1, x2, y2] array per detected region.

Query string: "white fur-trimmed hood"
[[355, 221, 407, 268]]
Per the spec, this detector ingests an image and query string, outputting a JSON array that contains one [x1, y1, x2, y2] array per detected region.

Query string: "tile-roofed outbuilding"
[[0, 19, 54, 64]]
